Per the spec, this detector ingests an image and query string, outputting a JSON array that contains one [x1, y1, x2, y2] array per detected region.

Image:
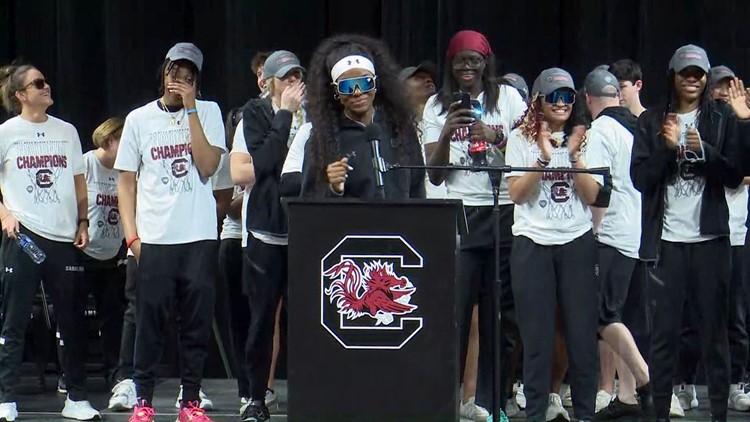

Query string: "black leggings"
[[511, 232, 599, 422]]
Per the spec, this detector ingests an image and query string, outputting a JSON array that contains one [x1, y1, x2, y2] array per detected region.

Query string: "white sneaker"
[[669, 392, 685, 418], [240, 397, 250, 415], [728, 384, 750, 411], [0, 402, 18, 422], [546, 393, 570, 421], [675, 384, 698, 410], [459, 397, 490, 422], [560, 384, 573, 408], [595, 390, 613, 413], [515, 383, 527, 410], [108, 379, 137, 411], [174, 385, 214, 410], [61, 398, 101, 421], [265, 388, 278, 412]]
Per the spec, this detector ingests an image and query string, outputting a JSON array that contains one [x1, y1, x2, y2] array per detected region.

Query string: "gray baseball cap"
[[500, 73, 529, 100], [584, 68, 620, 98], [166, 42, 203, 71], [532, 68, 575, 97], [263, 50, 305, 79], [709, 65, 735, 86], [669, 44, 710, 73], [398, 61, 438, 83]]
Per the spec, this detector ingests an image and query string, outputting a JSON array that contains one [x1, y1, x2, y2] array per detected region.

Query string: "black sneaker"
[[636, 382, 654, 418], [595, 397, 640, 421], [240, 403, 270, 422]]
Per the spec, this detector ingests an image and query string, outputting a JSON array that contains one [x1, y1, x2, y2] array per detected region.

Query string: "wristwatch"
[[77, 218, 90, 227]]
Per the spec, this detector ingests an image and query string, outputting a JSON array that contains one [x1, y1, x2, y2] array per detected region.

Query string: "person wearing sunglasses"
[[0, 62, 99, 421], [230, 49, 305, 422], [630, 44, 747, 422], [421, 29, 527, 421], [115, 42, 225, 422], [505, 68, 601, 422], [296, 34, 424, 200]]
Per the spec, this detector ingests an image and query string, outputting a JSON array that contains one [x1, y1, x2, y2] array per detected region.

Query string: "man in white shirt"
[[581, 68, 652, 420], [115, 42, 225, 422]]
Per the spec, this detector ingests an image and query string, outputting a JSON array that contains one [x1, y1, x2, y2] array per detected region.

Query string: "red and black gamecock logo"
[[321, 235, 424, 350], [35, 169, 53, 188], [171, 158, 189, 178]]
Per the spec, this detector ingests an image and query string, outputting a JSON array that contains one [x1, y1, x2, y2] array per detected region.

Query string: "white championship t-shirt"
[[83, 151, 123, 260], [421, 86, 527, 206], [114, 99, 226, 244], [661, 109, 716, 243], [726, 185, 749, 246], [585, 115, 641, 259], [0, 115, 85, 242], [505, 128, 593, 245]]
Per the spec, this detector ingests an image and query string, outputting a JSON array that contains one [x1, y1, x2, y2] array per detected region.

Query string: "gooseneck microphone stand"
[[385, 161, 612, 422]]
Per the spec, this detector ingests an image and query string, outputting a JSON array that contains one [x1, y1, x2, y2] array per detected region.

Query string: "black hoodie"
[[299, 113, 425, 199]]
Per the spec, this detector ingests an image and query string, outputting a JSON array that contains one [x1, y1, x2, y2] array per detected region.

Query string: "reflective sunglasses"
[[333, 76, 377, 95], [543, 90, 576, 105], [24, 78, 47, 90]]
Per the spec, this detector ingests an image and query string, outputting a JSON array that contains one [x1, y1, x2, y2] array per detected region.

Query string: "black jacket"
[[630, 102, 744, 261], [242, 97, 294, 236], [299, 113, 425, 199]]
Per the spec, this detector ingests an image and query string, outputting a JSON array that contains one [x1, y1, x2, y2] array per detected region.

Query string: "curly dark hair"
[[305, 34, 422, 184]]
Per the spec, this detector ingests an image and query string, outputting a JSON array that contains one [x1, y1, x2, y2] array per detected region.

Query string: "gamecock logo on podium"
[[321, 235, 424, 350]]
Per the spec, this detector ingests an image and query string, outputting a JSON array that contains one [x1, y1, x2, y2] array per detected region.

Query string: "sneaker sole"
[[108, 402, 135, 412], [61, 414, 101, 421]]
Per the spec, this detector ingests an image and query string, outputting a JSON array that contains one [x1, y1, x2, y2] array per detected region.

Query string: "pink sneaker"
[[178, 401, 213, 422], [129, 402, 155, 422]]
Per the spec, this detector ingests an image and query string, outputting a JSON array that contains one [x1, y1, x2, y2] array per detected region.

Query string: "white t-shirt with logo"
[[421, 86, 528, 206], [0, 115, 85, 242], [83, 151, 122, 260], [114, 99, 226, 245], [661, 109, 715, 243], [585, 115, 641, 259], [726, 185, 748, 246], [505, 129, 592, 245]]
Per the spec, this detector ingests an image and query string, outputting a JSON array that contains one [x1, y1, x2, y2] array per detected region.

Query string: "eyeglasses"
[[543, 90, 576, 105], [333, 76, 377, 95], [24, 78, 47, 90], [452, 56, 484, 69]]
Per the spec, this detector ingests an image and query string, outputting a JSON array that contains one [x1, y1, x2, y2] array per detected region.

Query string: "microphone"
[[364, 123, 386, 198]]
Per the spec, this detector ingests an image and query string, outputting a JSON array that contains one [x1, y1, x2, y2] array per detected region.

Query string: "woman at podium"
[[296, 34, 425, 199]]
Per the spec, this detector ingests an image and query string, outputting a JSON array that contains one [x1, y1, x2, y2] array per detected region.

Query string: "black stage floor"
[[12, 377, 745, 421]]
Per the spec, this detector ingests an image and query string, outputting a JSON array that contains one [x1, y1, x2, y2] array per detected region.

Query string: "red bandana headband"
[[446, 30, 493, 59]]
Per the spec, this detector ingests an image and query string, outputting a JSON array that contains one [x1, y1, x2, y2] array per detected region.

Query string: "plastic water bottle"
[[16, 233, 46, 264]]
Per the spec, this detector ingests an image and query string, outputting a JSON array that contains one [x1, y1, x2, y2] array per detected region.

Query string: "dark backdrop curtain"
[[2, 0, 749, 150]]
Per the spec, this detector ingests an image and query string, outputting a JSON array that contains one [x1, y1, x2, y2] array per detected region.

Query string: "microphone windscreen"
[[363, 122, 382, 141]]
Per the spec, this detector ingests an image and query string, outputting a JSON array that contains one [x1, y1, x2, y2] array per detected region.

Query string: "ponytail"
[[0, 62, 35, 115]]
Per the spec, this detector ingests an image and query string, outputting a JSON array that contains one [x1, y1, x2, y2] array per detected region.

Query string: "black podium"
[[286, 199, 465, 422]]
